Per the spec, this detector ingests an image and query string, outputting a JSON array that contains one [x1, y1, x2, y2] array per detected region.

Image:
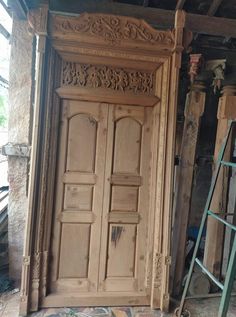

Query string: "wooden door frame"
[[20, 6, 185, 315]]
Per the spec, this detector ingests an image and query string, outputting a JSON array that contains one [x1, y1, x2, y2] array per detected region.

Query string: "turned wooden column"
[[172, 80, 206, 295], [204, 84, 236, 278]]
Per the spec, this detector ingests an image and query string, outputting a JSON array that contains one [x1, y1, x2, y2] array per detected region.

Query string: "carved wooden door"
[[21, 9, 184, 314], [50, 100, 108, 294], [50, 101, 153, 304]]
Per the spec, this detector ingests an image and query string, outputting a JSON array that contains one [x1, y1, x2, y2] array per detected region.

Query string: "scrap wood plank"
[[172, 81, 206, 295]]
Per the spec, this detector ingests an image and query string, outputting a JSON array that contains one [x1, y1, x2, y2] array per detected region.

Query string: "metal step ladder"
[[176, 120, 236, 317]]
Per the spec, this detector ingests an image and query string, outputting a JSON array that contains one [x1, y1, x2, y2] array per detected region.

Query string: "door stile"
[[145, 103, 161, 297], [50, 99, 69, 286], [136, 106, 153, 293], [98, 105, 115, 291]]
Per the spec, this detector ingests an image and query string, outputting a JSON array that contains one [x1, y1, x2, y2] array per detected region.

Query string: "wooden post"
[[204, 84, 236, 277], [19, 5, 49, 316], [172, 80, 206, 296]]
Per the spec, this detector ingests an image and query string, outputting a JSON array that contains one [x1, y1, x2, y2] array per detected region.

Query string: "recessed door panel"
[[113, 117, 142, 174], [67, 113, 97, 172], [59, 224, 91, 278], [107, 224, 137, 278]]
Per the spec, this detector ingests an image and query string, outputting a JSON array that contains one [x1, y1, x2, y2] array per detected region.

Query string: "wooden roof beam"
[[176, 0, 187, 10], [207, 0, 223, 16], [185, 13, 236, 38]]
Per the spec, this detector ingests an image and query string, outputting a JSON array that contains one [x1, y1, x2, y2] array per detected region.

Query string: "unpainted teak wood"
[[50, 100, 109, 294], [98, 104, 153, 293], [20, 7, 184, 315], [172, 86, 206, 296]]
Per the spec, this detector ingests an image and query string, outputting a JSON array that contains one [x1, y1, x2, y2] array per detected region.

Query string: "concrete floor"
[[1, 292, 236, 317]]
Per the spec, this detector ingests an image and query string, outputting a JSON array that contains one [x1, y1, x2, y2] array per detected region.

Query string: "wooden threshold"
[[41, 293, 150, 308]]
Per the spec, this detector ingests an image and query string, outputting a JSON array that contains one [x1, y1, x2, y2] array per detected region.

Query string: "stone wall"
[[8, 17, 34, 285]]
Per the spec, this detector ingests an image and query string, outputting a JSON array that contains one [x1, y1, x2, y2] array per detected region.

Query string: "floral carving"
[[53, 13, 175, 46], [62, 62, 154, 95]]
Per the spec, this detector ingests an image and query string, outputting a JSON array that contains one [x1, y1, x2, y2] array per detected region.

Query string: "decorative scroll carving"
[[62, 62, 154, 95], [53, 13, 175, 46]]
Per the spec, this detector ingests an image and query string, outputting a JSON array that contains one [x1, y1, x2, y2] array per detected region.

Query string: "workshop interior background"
[[0, 1, 236, 317]]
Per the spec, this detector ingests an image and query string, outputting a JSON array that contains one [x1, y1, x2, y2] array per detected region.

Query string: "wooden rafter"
[[207, 0, 223, 16], [176, 0, 187, 10]]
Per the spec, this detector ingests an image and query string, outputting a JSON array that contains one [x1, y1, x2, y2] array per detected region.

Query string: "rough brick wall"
[[8, 17, 34, 284]]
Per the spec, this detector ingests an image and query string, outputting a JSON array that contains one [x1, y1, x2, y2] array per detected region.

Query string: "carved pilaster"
[[189, 54, 204, 84], [40, 251, 48, 298], [153, 253, 163, 290], [30, 252, 41, 311], [19, 256, 31, 316]]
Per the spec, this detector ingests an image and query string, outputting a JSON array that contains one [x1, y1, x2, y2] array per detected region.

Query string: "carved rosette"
[[52, 13, 175, 47], [62, 61, 154, 95]]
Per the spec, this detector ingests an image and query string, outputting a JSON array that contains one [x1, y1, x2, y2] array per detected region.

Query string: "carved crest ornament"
[[53, 13, 175, 46], [62, 61, 154, 95]]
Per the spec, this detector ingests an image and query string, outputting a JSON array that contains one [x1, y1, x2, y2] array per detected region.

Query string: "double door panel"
[[50, 100, 153, 299]]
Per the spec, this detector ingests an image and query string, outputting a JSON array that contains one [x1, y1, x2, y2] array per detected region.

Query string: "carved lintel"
[[206, 59, 226, 94], [188, 54, 204, 84], [62, 61, 154, 95], [51, 13, 175, 49], [28, 5, 48, 36]]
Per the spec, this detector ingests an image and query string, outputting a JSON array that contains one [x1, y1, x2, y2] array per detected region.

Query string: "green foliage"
[[0, 95, 7, 128]]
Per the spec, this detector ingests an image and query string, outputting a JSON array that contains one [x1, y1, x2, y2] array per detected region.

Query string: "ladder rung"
[[221, 160, 236, 168], [195, 258, 224, 290], [207, 210, 236, 231]]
